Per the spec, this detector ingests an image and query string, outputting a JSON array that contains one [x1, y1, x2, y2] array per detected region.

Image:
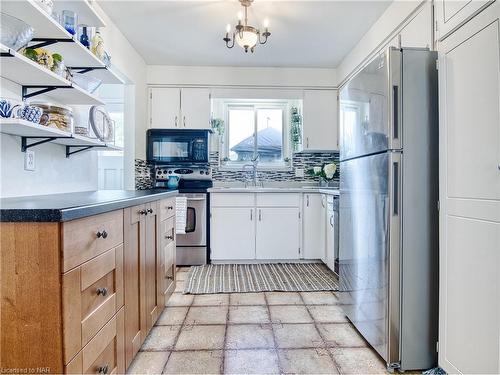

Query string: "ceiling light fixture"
[[223, 0, 271, 53]]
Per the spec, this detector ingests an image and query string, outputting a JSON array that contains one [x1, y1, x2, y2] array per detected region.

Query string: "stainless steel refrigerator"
[[338, 48, 439, 372]]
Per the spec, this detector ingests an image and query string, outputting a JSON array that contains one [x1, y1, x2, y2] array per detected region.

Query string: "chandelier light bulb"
[[263, 19, 269, 28], [226, 24, 231, 33], [237, 11, 243, 21]]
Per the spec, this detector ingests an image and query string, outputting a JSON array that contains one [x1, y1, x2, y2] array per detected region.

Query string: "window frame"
[[220, 99, 292, 170]]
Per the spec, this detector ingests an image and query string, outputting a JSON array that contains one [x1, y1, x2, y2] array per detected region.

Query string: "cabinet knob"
[[96, 287, 108, 297], [139, 209, 148, 215], [96, 230, 108, 239], [147, 208, 153, 214], [167, 206, 174, 210], [165, 235, 174, 240], [98, 364, 109, 374]]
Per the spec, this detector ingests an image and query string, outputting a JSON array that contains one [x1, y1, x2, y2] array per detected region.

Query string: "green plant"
[[211, 118, 225, 136], [290, 106, 302, 152]]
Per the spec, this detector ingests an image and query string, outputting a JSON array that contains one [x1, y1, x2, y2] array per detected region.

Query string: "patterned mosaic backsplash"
[[135, 152, 339, 190]]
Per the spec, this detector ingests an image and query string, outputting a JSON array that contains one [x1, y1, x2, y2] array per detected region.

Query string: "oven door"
[[177, 194, 207, 247]]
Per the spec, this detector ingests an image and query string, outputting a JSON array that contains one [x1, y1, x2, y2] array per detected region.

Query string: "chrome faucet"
[[243, 154, 262, 187]]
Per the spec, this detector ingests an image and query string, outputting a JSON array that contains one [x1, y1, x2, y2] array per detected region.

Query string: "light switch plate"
[[295, 168, 304, 178], [24, 150, 35, 171]]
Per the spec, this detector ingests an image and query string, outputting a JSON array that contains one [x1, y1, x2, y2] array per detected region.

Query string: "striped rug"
[[183, 263, 339, 294]]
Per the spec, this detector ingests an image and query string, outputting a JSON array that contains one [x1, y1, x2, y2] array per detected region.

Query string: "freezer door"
[[338, 151, 402, 365], [339, 48, 403, 161]]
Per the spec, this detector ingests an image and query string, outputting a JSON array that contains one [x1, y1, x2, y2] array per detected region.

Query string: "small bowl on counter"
[[33, 103, 74, 133]]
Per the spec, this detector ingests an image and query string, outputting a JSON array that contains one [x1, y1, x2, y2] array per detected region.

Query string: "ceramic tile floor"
[[127, 267, 391, 374]]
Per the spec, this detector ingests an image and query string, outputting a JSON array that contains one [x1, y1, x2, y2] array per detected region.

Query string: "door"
[[210, 207, 256, 260], [302, 193, 325, 259], [256, 207, 300, 260], [144, 202, 161, 331], [438, 5, 500, 373], [339, 151, 396, 362], [339, 50, 390, 161], [150, 88, 180, 129], [303, 90, 338, 151], [434, 0, 493, 40], [123, 205, 147, 368], [181, 88, 211, 129]]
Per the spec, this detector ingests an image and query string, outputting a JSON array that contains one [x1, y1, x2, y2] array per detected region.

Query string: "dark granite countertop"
[[0, 189, 178, 222]]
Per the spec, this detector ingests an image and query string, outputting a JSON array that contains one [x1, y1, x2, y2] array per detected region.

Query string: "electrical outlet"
[[24, 150, 35, 171], [295, 168, 304, 178]]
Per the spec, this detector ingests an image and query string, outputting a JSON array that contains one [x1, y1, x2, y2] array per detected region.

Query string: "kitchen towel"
[[175, 196, 187, 234]]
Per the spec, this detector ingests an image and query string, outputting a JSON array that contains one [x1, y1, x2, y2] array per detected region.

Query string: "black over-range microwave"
[[147, 129, 211, 165]]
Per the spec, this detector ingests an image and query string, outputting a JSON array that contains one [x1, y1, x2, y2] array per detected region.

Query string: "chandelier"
[[223, 0, 271, 53]]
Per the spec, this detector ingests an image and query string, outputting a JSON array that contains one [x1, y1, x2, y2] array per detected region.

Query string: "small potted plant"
[[210, 118, 224, 151], [308, 163, 338, 187]]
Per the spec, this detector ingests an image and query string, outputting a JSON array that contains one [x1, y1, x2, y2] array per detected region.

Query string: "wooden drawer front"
[[63, 210, 124, 272], [256, 193, 301, 207], [160, 216, 176, 247], [63, 245, 124, 364], [159, 197, 176, 221], [65, 308, 125, 374], [211, 193, 255, 207]]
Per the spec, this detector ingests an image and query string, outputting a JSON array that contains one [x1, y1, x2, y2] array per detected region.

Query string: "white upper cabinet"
[[150, 87, 180, 129], [302, 193, 326, 260], [181, 88, 211, 129], [399, 1, 433, 49], [303, 90, 339, 151], [438, 3, 500, 374], [256, 207, 301, 260], [435, 0, 493, 40], [149, 87, 211, 129]]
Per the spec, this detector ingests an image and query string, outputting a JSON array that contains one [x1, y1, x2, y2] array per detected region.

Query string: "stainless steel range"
[[155, 165, 212, 265]]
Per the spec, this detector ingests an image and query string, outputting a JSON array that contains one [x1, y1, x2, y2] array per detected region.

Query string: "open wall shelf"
[[0, 119, 122, 157]]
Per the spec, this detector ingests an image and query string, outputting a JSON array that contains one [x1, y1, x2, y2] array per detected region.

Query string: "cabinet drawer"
[[65, 308, 125, 374], [256, 193, 301, 207], [211, 193, 255, 207], [160, 216, 176, 247], [62, 210, 124, 272], [63, 245, 124, 364], [159, 197, 176, 222]]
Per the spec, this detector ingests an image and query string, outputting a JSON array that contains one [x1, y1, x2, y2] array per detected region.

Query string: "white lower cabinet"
[[302, 193, 326, 260], [210, 193, 301, 261], [210, 207, 256, 260], [325, 196, 336, 272], [256, 207, 300, 260]]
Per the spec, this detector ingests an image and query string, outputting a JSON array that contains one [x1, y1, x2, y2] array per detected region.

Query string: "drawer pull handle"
[[98, 364, 109, 374], [96, 287, 108, 297], [167, 206, 174, 210], [165, 235, 174, 240], [147, 208, 153, 214], [96, 230, 108, 239], [139, 209, 148, 215]]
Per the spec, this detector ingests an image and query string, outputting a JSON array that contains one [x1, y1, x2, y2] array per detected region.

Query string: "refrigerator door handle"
[[389, 48, 402, 150], [388, 151, 402, 364]]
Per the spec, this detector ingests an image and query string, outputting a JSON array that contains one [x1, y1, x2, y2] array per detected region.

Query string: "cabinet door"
[[435, 0, 493, 40], [211, 207, 256, 260], [302, 194, 325, 260], [256, 207, 300, 260], [325, 208, 335, 271], [123, 205, 147, 369], [145, 202, 162, 332], [303, 90, 338, 151], [439, 5, 500, 374], [159, 216, 176, 302], [150, 88, 180, 129], [181, 88, 211, 129]]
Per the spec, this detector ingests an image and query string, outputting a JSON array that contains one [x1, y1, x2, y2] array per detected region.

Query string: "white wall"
[[337, 0, 431, 85], [147, 65, 337, 88]]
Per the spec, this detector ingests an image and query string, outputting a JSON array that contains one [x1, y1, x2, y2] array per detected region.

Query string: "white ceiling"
[[98, 1, 392, 68]]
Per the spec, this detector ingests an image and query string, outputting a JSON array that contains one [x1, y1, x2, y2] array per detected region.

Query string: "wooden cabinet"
[[434, 0, 493, 41], [303, 89, 338, 151], [302, 193, 326, 260], [158, 197, 176, 305], [438, 3, 500, 373], [150, 87, 180, 129], [149, 87, 210, 129], [211, 207, 256, 260], [210, 193, 301, 261]]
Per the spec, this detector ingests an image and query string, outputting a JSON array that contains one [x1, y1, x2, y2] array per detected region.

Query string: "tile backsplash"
[[135, 152, 339, 190]]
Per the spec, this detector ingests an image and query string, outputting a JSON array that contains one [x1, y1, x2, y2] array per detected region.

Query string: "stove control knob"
[[168, 170, 172, 174]]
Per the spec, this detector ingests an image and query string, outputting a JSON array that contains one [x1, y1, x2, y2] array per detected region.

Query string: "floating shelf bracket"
[[29, 38, 73, 50], [21, 136, 67, 152], [70, 66, 107, 74], [22, 85, 69, 100], [66, 145, 107, 158]]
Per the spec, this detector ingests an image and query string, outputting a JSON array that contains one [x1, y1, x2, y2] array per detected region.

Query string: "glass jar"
[[61, 10, 77, 36], [33, 103, 74, 133]]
